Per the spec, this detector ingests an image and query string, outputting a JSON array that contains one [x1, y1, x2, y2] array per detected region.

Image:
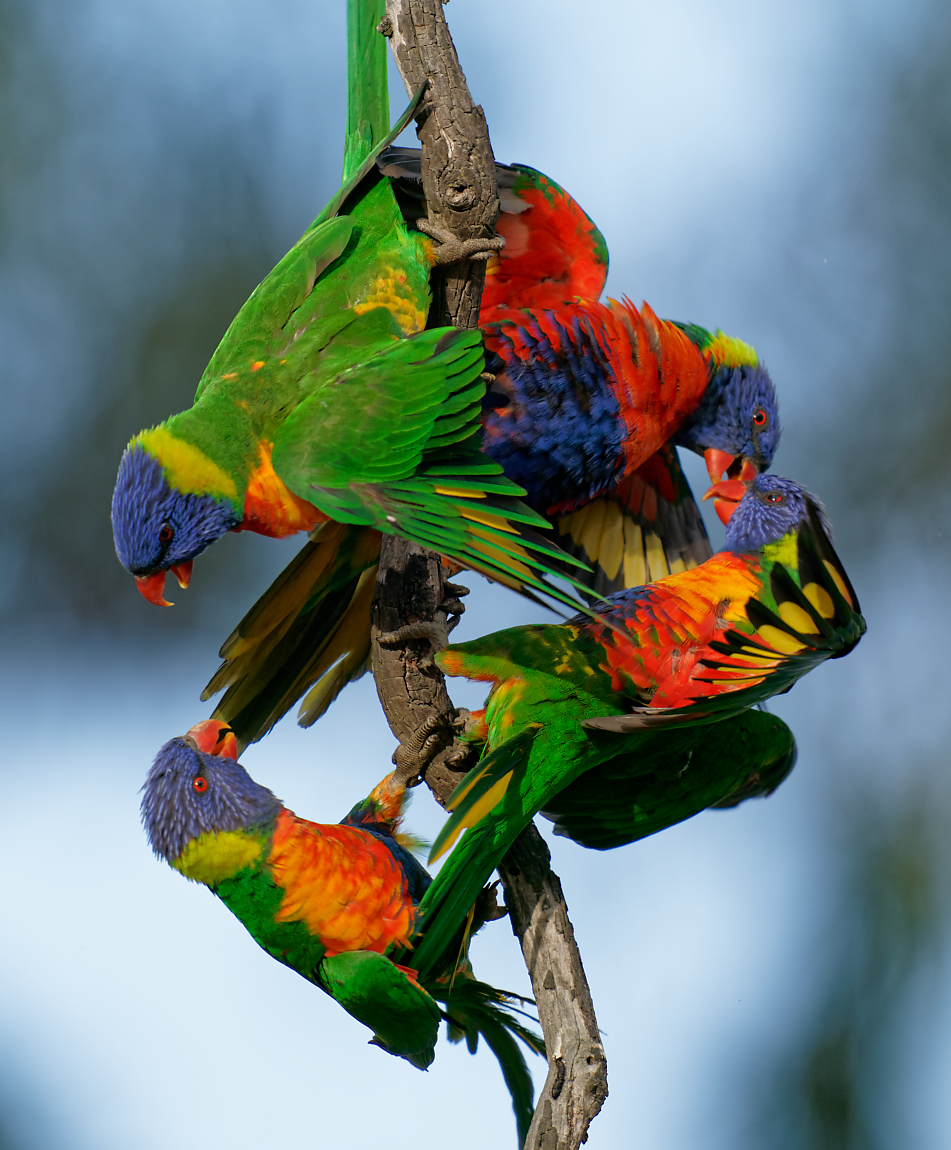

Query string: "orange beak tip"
[[702, 478, 748, 503]]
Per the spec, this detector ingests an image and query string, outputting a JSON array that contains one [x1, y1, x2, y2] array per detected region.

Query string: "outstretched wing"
[[585, 507, 865, 734], [276, 325, 593, 611], [543, 709, 797, 850], [274, 323, 485, 492], [195, 215, 354, 399]]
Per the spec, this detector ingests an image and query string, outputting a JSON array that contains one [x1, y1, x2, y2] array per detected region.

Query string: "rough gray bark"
[[371, 4, 608, 1147], [382, 0, 498, 328], [498, 828, 609, 1148]]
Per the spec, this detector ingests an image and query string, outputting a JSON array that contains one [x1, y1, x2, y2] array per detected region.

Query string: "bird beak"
[[185, 720, 238, 760], [704, 448, 736, 485], [703, 478, 748, 526], [704, 449, 760, 485], [170, 560, 193, 590], [135, 571, 173, 607]]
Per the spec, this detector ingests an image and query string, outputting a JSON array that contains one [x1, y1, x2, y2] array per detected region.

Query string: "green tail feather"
[[344, 0, 389, 180], [203, 524, 380, 746], [434, 976, 545, 1147], [411, 730, 538, 979]]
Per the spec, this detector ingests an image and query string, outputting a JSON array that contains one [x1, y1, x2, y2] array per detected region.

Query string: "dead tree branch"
[[370, 4, 608, 1145]]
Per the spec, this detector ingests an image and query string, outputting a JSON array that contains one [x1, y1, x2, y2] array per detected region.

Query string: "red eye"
[[752, 409, 769, 427], [159, 523, 174, 545], [766, 493, 784, 503], [193, 776, 208, 793]]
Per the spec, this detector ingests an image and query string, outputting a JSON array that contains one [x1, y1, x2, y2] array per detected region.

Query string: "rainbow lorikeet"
[[142, 719, 544, 1144], [110, 0, 585, 616], [380, 146, 780, 586], [406, 474, 864, 973], [201, 161, 779, 744]]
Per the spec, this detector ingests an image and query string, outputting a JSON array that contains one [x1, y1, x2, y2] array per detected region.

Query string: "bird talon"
[[449, 707, 471, 734], [375, 619, 450, 668], [392, 711, 457, 785], [416, 219, 505, 266]]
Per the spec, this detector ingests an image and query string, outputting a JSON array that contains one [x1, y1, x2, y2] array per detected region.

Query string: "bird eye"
[[765, 492, 784, 503], [193, 776, 208, 793], [159, 522, 174, 546], [752, 408, 769, 428]]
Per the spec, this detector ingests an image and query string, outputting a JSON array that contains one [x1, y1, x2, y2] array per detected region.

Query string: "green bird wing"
[[542, 709, 797, 850], [195, 215, 355, 400], [273, 323, 483, 491], [436, 619, 621, 706], [272, 323, 593, 610]]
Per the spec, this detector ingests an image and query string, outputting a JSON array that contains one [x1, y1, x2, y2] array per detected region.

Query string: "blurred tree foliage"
[[731, 5, 951, 1142], [743, 781, 951, 1150], [0, 0, 339, 633], [803, 2, 951, 531]]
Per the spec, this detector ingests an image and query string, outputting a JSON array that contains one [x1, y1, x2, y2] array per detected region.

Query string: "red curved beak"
[[185, 720, 238, 760], [703, 478, 748, 526], [170, 560, 193, 590], [134, 571, 173, 607], [133, 561, 193, 606], [704, 448, 736, 485]]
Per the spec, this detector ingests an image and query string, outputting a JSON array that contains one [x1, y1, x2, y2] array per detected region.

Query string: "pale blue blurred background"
[[2, 0, 950, 1146]]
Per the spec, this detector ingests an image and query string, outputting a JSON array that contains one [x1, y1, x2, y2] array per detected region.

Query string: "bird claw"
[[441, 580, 469, 638], [390, 709, 475, 786], [391, 711, 464, 786], [375, 619, 449, 669], [375, 581, 469, 665], [416, 219, 505, 265]]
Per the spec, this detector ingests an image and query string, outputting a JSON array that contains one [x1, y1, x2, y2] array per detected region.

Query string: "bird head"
[[712, 474, 831, 552], [111, 436, 240, 606], [141, 723, 280, 867], [674, 329, 780, 489]]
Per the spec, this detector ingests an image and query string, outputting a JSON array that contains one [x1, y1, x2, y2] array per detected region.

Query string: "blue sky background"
[[2, 0, 950, 1146]]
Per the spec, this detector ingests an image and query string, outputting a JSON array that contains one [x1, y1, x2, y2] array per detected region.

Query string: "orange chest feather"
[[239, 442, 325, 538], [265, 810, 417, 958]]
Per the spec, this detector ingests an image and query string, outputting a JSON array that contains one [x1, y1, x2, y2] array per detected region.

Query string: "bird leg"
[[391, 708, 471, 787], [416, 218, 505, 265], [375, 580, 469, 669]]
